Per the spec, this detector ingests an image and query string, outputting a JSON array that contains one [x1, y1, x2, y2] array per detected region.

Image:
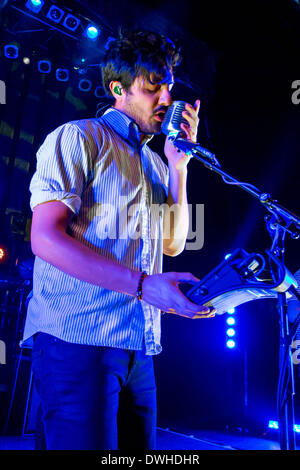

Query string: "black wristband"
[[136, 271, 148, 301]]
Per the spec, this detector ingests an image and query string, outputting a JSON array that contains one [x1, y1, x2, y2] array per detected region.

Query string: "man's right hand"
[[142, 272, 215, 319]]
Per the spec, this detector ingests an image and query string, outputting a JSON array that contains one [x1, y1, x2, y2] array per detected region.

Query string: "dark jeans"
[[32, 332, 157, 450]]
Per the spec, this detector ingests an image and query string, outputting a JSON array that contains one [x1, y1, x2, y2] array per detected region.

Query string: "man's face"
[[115, 72, 174, 135]]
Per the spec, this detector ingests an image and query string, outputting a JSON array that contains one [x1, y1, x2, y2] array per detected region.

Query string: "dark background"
[[0, 0, 299, 436]]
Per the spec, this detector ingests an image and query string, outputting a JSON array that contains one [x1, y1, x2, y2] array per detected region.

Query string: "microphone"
[[161, 101, 188, 138], [161, 101, 220, 166]]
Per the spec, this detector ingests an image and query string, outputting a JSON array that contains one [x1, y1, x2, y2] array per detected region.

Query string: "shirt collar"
[[101, 107, 154, 147]]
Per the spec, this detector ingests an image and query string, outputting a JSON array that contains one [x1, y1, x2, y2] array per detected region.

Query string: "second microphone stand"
[[171, 136, 300, 450]]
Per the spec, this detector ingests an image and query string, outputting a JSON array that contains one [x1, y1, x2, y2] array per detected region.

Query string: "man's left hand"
[[164, 99, 200, 171]]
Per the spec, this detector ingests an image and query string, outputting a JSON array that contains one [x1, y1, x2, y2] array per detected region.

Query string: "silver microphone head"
[[161, 101, 189, 137]]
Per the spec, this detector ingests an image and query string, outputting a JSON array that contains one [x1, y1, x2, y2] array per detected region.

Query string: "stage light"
[[38, 60, 51, 73], [226, 317, 236, 326], [226, 339, 236, 349], [56, 68, 69, 82], [85, 25, 100, 40], [291, 0, 300, 11], [224, 253, 232, 260], [268, 420, 300, 432], [4, 45, 19, 59], [46, 5, 65, 23], [25, 0, 44, 13], [268, 420, 279, 430], [0, 246, 8, 263], [226, 328, 236, 337], [23, 57, 30, 65], [78, 79, 92, 92], [63, 13, 80, 31], [225, 308, 237, 347]]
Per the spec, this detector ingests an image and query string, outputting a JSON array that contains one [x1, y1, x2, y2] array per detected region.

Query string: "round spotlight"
[[226, 328, 236, 337], [0, 246, 8, 264], [85, 25, 99, 40], [226, 317, 236, 326], [227, 307, 236, 314], [63, 14, 80, 31], [226, 339, 236, 349], [56, 68, 69, 82], [38, 60, 51, 73], [46, 5, 64, 23], [4, 45, 19, 59], [78, 79, 92, 92], [25, 0, 44, 13], [23, 57, 30, 65]]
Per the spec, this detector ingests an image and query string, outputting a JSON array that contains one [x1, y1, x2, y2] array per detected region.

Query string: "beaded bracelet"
[[136, 271, 148, 301]]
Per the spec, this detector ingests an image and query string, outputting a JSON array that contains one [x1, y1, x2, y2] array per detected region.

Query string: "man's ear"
[[109, 81, 123, 99]]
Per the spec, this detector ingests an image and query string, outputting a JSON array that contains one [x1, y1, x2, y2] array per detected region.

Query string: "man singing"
[[22, 29, 214, 450]]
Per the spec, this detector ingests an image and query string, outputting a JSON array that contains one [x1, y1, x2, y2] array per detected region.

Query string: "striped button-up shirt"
[[22, 108, 169, 355]]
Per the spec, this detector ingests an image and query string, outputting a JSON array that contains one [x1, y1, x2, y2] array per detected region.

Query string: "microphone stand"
[[171, 136, 300, 450]]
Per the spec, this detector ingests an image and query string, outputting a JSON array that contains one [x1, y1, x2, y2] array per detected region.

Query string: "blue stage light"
[[4, 45, 19, 59], [46, 5, 64, 23], [268, 420, 300, 432], [78, 79, 92, 92], [226, 317, 236, 326], [226, 339, 236, 349], [56, 69, 69, 82], [38, 60, 51, 73], [226, 328, 236, 337], [25, 0, 44, 13], [63, 13, 80, 31], [294, 424, 300, 433], [85, 25, 100, 40], [224, 253, 232, 260], [268, 420, 279, 430], [227, 307, 236, 314]]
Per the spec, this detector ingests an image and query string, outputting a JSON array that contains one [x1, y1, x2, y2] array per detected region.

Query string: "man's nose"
[[158, 87, 172, 107]]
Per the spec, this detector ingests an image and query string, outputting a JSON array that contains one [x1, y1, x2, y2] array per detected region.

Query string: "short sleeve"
[[29, 123, 92, 214]]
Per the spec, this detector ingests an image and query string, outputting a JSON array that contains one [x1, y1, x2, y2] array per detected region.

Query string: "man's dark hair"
[[101, 29, 182, 96]]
